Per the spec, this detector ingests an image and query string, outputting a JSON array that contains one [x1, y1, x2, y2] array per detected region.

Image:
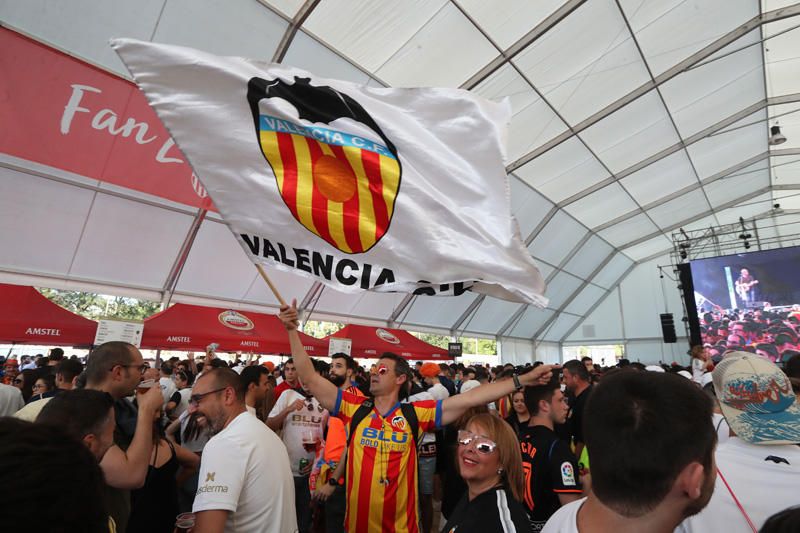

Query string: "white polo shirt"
[[677, 437, 800, 533], [193, 411, 297, 533]]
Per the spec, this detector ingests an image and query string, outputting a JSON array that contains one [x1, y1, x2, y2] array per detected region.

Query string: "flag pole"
[[256, 264, 287, 307]]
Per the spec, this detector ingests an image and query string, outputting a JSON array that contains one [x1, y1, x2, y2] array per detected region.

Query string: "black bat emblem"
[[246, 76, 398, 159]]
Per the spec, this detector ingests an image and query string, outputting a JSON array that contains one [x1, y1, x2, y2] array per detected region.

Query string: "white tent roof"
[[2, 0, 800, 343]]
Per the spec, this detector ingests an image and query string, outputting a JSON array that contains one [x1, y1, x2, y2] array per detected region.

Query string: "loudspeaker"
[[659, 313, 677, 343]]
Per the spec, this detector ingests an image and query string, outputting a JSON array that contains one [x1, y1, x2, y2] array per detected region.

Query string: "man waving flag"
[[112, 39, 547, 306]]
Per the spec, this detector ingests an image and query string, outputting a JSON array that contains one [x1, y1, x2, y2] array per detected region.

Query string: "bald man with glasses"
[[188, 367, 296, 533], [84, 341, 164, 533]]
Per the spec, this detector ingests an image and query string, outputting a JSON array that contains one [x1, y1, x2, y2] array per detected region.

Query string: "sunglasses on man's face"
[[457, 430, 498, 455]]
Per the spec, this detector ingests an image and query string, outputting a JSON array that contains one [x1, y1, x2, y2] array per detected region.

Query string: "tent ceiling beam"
[[506, 3, 800, 173], [593, 152, 772, 231], [558, 92, 800, 209], [0, 157, 200, 218], [619, 186, 773, 250], [298, 281, 323, 314], [613, 0, 717, 229], [530, 250, 617, 341], [558, 262, 637, 343], [271, 0, 321, 63], [450, 294, 486, 335], [161, 208, 208, 307], [595, 146, 800, 235], [387, 293, 416, 327], [459, 0, 588, 90]]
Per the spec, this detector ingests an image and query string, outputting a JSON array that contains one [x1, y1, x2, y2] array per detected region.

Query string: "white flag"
[[112, 39, 547, 306]]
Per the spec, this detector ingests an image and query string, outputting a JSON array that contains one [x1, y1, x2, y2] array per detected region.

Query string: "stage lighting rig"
[[738, 217, 752, 250]]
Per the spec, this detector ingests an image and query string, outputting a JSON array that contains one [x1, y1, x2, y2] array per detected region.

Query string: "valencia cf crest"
[[391, 415, 407, 431], [247, 77, 402, 254]]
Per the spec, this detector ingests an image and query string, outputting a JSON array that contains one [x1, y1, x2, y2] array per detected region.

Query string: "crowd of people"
[[699, 304, 800, 366], [1, 301, 799, 533]]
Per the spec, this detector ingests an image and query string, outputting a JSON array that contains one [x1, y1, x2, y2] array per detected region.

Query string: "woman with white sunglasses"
[[441, 412, 532, 533]]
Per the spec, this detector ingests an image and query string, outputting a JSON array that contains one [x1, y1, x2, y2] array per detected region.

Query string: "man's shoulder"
[[541, 497, 584, 533]]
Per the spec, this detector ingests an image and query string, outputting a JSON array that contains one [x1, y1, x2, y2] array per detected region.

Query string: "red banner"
[[0, 27, 214, 210]]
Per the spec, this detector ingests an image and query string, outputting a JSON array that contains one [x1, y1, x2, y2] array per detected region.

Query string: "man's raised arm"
[[278, 299, 339, 412], [440, 364, 558, 426]]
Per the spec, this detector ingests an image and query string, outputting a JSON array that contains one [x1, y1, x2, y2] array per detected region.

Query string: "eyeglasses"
[[457, 430, 498, 455], [32, 384, 46, 390], [377, 365, 389, 375], [189, 387, 228, 406], [112, 364, 148, 374]]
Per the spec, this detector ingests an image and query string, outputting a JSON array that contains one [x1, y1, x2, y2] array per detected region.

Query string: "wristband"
[[512, 373, 523, 391]]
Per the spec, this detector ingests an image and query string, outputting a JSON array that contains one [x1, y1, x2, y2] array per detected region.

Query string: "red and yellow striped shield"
[[248, 77, 401, 254]]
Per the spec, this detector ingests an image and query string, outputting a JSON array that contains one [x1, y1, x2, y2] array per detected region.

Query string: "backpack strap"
[[399, 403, 420, 450], [346, 399, 375, 448]]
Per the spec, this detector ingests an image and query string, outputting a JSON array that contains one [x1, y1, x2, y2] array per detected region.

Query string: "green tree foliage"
[[410, 332, 450, 349], [303, 320, 344, 338], [37, 288, 160, 321]]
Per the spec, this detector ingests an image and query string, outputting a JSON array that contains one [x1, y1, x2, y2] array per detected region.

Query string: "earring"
[[497, 468, 504, 475]]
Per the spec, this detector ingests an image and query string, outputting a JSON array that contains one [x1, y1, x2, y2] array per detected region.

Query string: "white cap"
[[459, 380, 481, 393], [645, 365, 665, 373]]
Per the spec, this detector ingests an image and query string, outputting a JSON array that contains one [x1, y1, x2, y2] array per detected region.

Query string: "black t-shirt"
[[569, 385, 592, 446], [441, 486, 532, 533], [518, 425, 582, 531]]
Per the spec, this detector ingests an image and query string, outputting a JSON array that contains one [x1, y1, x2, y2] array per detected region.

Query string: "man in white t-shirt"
[[0, 382, 24, 417], [191, 368, 296, 533], [268, 368, 328, 533], [159, 363, 178, 406], [240, 365, 270, 417], [542, 370, 716, 533], [676, 352, 800, 533]]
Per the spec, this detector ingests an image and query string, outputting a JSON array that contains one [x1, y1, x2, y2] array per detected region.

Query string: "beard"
[[329, 374, 346, 387]]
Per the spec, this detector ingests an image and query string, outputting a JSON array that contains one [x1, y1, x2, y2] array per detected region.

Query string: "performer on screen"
[[734, 268, 759, 306]]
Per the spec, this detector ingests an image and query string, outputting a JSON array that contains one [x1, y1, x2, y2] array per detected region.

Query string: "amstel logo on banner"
[[247, 77, 402, 254], [218, 310, 255, 331], [375, 328, 400, 345]]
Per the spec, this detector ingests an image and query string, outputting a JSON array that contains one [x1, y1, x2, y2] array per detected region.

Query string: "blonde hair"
[[465, 413, 524, 502]]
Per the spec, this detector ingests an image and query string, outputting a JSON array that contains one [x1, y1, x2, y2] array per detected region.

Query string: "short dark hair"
[[760, 505, 800, 533], [200, 368, 245, 402], [379, 353, 413, 398], [49, 348, 65, 361], [523, 383, 558, 416], [159, 362, 173, 376], [0, 418, 109, 533], [175, 369, 195, 386], [581, 356, 593, 363], [784, 353, 800, 378], [331, 353, 356, 371], [756, 343, 779, 359], [55, 358, 83, 383], [240, 365, 269, 390], [775, 333, 794, 346], [585, 371, 716, 517], [85, 342, 136, 385], [563, 359, 590, 382], [36, 389, 114, 441]]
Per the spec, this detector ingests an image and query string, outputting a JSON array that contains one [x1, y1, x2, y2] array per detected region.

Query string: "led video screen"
[[687, 246, 800, 363]]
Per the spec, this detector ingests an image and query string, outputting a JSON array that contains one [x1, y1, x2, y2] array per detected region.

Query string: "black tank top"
[[127, 440, 180, 533]]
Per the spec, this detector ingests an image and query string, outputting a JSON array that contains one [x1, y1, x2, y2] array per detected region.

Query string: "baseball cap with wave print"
[[712, 351, 800, 445]]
